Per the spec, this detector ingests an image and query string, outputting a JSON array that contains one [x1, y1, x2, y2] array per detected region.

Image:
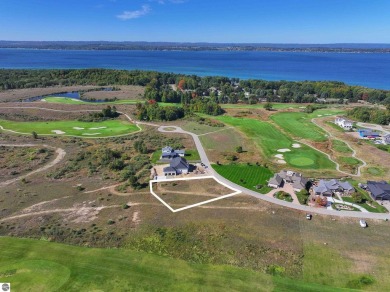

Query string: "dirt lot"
[[0, 146, 54, 181], [153, 178, 235, 206]]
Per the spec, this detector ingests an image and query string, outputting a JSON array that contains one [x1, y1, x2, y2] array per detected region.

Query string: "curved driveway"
[[158, 126, 389, 220]]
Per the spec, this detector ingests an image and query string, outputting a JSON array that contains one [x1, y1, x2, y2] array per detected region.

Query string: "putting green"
[[0, 260, 71, 291], [0, 119, 139, 138], [289, 157, 315, 166]]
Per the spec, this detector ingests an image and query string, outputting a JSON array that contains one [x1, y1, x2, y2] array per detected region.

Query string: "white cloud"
[[117, 5, 151, 20]]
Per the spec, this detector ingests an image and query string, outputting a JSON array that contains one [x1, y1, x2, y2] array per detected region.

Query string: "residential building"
[[334, 117, 353, 130], [382, 133, 390, 145], [367, 181, 390, 200], [163, 157, 190, 176], [357, 129, 380, 138], [161, 146, 185, 160], [268, 170, 308, 192], [313, 179, 354, 196]]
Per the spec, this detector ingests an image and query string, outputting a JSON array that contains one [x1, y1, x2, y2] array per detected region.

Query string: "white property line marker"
[[149, 176, 242, 213]]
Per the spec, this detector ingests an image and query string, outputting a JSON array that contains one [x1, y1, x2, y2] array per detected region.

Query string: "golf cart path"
[[156, 125, 388, 220], [311, 117, 367, 176], [0, 143, 66, 188]]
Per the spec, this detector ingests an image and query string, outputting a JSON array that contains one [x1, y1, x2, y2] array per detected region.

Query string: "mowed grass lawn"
[[213, 164, 273, 194], [0, 237, 341, 291], [213, 115, 335, 170], [0, 119, 139, 138]]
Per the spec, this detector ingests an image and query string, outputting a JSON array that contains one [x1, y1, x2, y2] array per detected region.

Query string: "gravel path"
[[0, 144, 66, 188], [311, 117, 367, 176]]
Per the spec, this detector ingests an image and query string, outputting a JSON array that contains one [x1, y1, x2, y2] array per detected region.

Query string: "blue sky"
[[1, 0, 390, 43]]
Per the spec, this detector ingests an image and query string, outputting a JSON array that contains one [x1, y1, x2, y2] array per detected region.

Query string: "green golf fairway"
[[0, 119, 139, 137], [42, 96, 181, 107]]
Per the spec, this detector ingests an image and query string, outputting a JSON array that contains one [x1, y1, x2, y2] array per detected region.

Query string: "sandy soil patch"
[[292, 143, 301, 148], [73, 127, 85, 130], [82, 133, 101, 136], [51, 130, 65, 134], [275, 154, 284, 159], [277, 159, 287, 164], [89, 127, 107, 130], [277, 148, 291, 152]]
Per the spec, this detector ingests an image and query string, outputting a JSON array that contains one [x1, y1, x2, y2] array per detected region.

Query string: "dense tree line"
[[346, 107, 390, 125], [136, 102, 185, 121], [1, 69, 390, 106]]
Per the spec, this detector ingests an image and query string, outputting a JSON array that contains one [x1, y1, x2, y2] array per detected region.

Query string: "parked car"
[[306, 214, 312, 220], [360, 219, 367, 228]]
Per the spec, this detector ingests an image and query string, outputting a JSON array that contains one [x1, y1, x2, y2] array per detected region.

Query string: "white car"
[[359, 219, 367, 228], [306, 214, 312, 220]]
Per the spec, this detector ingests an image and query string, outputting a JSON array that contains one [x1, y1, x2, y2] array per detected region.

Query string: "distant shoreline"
[[1, 41, 390, 53]]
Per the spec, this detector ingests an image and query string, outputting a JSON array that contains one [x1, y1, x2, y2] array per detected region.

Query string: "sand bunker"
[[277, 149, 291, 153], [51, 130, 65, 135], [274, 154, 284, 159], [82, 133, 101, 136], [277, 160, 287, 164], [292, 143, 301, 148], [89, 127, 107, 130], [317, 115, 323, 117], [73, 127, 85, 130]]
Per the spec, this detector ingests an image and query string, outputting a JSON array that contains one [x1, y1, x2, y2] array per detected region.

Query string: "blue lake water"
[[0, 49, 390, 89]]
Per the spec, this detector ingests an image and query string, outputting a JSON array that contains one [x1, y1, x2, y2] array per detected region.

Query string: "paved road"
[[157, 126, 390, 220]]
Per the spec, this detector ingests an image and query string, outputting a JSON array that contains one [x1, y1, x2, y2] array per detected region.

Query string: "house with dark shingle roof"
[[367, 181, 390, 200], [313, 179, 354, 196], [161, 146, 185, 160], [163, 157, 190, 176], [268, 170, 308, 192]]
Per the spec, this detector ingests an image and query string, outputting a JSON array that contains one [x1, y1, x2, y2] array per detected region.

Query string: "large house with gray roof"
[[161, 146, 185, 160], [268, 170, 308, 192], [367, 181, 390, 200], [313, 179, 354, 196], [163, 157, 190, 176]]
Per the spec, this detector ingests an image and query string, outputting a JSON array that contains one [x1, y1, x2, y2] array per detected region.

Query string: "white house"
[[335, 117, 353, 130], [383, 134, 390, 145]]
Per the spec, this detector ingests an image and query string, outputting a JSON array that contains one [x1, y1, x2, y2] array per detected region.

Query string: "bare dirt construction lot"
[[82, 85, 144, 100], [152, 178, 237, 207], [0, 86, 99, 102], [0, 146, 54, 181]]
